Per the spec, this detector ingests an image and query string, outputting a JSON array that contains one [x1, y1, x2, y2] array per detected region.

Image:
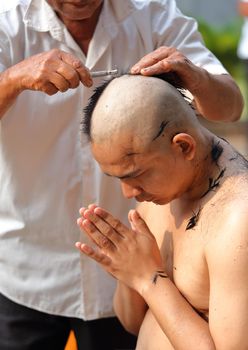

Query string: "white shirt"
[[238, 0, 248, 59], [0, 0, 227, 320]]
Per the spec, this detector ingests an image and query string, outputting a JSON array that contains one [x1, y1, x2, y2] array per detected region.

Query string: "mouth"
[[136, 196, 154, 203], [64, 1, 90, 6]]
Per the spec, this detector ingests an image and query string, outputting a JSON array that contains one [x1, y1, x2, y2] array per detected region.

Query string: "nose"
[[120, 181, 142, 199]]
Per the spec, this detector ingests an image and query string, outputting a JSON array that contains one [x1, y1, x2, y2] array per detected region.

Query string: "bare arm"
[[131, 47, 244, 122], [238, 0, 248, 17], [76, 204, 248, 349], [76, 206, 216, 349], [206, 207, 248, 349], [0, 49, 93, 120], [0, 68, 23, 118], [113, 281, 148, 335]]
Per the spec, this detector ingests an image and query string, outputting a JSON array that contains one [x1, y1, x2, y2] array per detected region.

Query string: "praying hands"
[[76, 204, 164, 295]]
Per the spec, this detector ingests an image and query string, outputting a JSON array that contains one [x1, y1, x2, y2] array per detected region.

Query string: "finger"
[[75, 242, 111, 266], [41, 82, 59, 96], [139, 60, 171, 76], [77, 217, 99, 246], [79, 207, 86, 216], [84, 209, 124, 244], [88, 203, 98, 212], [56, 65, 80, 89], [60, 51, 93, 87], [131, 46, 171, 74], [128, 210, 137, 232], [94, 207, 131, 238], [79, 217, 116, 251], [76, 65, 93, 87], [128, 210, 152, 236], [48, 72, 71, 92], [79, 204, 97, 217], [79, 205, 98, 220]]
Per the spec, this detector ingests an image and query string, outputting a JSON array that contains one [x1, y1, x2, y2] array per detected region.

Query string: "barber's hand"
[[76, 204, 163, 294], [10, 49, 93, 95], [131, 46, 205, 94]]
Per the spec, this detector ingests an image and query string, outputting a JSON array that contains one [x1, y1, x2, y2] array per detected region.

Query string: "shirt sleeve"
[[0, 27, 10, 72], [148, 0, 228, 75], [0, 6, 26, 72]]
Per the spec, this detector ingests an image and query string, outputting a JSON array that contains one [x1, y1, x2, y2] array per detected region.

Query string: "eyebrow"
[[104, 169, 142, 180]]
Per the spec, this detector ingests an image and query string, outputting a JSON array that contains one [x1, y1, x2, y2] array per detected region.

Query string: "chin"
[[152, 198, 168, 205], [60, 1, 102, 19]]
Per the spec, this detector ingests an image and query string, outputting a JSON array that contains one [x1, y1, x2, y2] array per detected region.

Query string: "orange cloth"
[[65, 331, 77, 350]]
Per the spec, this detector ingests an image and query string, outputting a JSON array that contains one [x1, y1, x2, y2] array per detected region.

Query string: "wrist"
[[2, 65, 25, 96], [138, 268, 169, 297], [189, 67, 210, 96]]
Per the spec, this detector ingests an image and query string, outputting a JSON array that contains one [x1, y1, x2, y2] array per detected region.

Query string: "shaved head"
[[82, 74, 214, 204], [83, 75, 200, 156]]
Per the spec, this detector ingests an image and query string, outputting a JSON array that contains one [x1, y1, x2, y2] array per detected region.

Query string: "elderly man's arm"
[[238, 0, 248, 17], [0, 49, 92, 119], [190, 72, 243, 123], [131, 47, 244, 122], [113, 281, 148, 335]]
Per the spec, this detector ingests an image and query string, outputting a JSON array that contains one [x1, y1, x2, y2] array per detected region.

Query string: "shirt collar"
[[22, 0, 136, 64], [24, 0, 61, 32], [23, 0, 135, 32], [23, 0, 77, 46]]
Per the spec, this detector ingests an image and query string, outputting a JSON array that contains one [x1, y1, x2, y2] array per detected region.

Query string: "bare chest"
[[143, 204, 212, 313]]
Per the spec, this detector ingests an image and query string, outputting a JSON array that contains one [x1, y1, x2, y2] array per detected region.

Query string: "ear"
[[171, 133, 196, 161]]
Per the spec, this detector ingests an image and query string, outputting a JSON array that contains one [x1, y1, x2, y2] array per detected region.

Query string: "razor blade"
[[90, 69, 118, 78]]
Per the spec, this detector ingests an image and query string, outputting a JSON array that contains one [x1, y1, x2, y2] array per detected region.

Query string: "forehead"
[[91, 140, 158, 177]]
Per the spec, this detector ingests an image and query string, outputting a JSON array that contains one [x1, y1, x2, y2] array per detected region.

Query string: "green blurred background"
[[176, 0, 247, 119], [198, 19, 247, 119]]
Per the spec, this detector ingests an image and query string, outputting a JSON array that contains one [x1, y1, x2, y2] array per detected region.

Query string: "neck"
[[58, 4, 103, 55], [182, 136, 226, 203], [170, 135, 227, 229]]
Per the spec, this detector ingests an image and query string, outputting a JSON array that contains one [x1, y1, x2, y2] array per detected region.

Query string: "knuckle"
[[50, 48, 60, 56], [169, 46, 177, 53], [100, 237, 110, 248], [112, 220, 122, 232], [104, 226, 113, 237], [159, 60, 167, 69], [72, 59, 82, 69], [150, 55, 159, 64], [37, 62, 49, 75], [156, 46, 167, 53], [66, 70, 76, 80]]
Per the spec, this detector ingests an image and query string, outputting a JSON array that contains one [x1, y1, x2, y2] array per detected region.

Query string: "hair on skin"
[[82, 78, 113, 140]]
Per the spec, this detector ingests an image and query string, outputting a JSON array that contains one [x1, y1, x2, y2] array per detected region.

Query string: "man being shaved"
[[76, 74, 248, 349]]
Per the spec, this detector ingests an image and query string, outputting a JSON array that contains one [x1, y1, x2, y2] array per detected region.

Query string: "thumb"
[[128, 210, 152, 235]]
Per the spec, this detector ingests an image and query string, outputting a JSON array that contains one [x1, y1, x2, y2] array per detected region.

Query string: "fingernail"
[[141, 67, 149, 72], [77, 218, 81, 225]]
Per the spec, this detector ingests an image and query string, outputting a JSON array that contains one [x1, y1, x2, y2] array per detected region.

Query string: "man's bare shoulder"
[[205, 174, 248, 260], [211, 172, 248, 214]]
